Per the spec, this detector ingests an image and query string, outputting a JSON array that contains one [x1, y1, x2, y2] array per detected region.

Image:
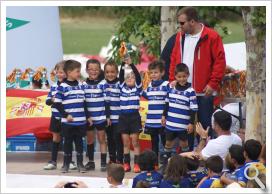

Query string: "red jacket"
[[162, 25, 226, 93]]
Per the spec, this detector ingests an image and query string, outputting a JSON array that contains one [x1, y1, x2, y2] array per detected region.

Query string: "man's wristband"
[[200, 137, 207, 141]]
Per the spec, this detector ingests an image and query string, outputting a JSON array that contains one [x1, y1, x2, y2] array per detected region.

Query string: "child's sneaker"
[[69, 161, 77, 170], [101, 163, 107, 172], [43, 161, 57, 170], [133, 163, 141, 173], [85, 161, 95, 171], [123, 163, 131, 172]]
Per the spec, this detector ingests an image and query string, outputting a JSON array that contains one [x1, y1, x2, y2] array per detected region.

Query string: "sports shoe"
[[77, 163, 87, 173], [133, 163, 141, 173], [123, 163, 131, 172], [43, 161, 57, 170], [85, 161, 95, 171], [69, 161, 77, 170], [101, 163, 107, 172]]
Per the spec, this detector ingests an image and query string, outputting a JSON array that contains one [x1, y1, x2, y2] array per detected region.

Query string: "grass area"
[[60, 17, 245, 54], [216, 20, 245, 44], [60, 17, 118, 54]]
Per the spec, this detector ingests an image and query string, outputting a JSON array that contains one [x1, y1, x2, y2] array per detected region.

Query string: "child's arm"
[[54, 86, 70, 119], [46, 87, 54, 106], [119, 62, 125, 84], [130, 63, 142, 87]]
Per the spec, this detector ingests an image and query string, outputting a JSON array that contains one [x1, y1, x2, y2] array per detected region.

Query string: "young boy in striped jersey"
[[54, 60, 88, 173], [83, 59, 108, 171], [142, 60, 168, 168], [161, 63, 198, 172], [44, 61, 66, 170], [103, 60, 123, 164], [119, 57, 142, 173]]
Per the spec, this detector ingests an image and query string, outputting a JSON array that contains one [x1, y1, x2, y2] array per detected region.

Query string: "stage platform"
[[6, 152, 136, 188]]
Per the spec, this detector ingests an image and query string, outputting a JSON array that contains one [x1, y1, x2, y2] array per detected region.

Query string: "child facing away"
[[83, 59, 108, 171], [161, 63, 198, 172], [118, 57, 142, 173], [141, 60, 168, 168], [197, 155, 224, 188], [132, 150, 163, 188], [44, 60, 66, 170], [103, 60, 124, 164], [107, 163, 128, 188], [54, 60, 88, 173], [159, 154, 191, 188], [228, 139, 266, 187], [220, 144, 246, 187]]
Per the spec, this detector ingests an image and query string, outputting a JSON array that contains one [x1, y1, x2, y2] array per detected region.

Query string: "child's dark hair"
[[175, 63, 189, 75], [86, 59, 101, 69], [107, 163, 125, 183], [186, 157, 200, 171], [205, 155, 223, 174], [54, 60, 66, 71], [213, 111, 232, 131], [135, 181, 151, 188], [229, 144, 245, 165], [164, 155, 187, 184], [148, 60, 165, 72], [243, 139, 262, 160], [63, 60, 81, 74], [138, 150, 157, 171], [104, 59, 118, 72]]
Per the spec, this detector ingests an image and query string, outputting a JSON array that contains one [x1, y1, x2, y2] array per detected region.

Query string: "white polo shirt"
[[182, 24, 204, 83], [201, 133, 242, 161]]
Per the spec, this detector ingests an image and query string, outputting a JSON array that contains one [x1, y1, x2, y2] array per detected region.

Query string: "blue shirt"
[[198, 175, 223, 188], [159, 177, 191, 188], [187, 170, 207, 188], [120, 82, 142, 114], [83, 79, 106, 125], [142, 80, 169, 129], [165, 83, 198, 131], [46, 81, 61, 120], [132, 171, 163, 188], [103, 79, 121, 124], [54, 80, 87, 126]]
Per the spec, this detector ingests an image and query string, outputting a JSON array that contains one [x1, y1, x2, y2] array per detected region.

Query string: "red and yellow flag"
[[6, 89, 51, 138]]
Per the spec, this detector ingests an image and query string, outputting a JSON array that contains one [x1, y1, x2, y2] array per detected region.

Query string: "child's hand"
[[123, 56, 132, 65], [66, 115, 73, 122], [88, 117, 93, 126], [187, 124, 194, 134], [170, 80, 177, 87], [161, 116, 166, 126], [107, 118, 111, 127]]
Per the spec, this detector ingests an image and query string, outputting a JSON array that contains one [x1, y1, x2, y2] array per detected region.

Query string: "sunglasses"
[[179, 21, 186, 26]]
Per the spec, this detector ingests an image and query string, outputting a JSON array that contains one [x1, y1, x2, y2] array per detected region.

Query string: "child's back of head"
[[138, 150, 157, 172], [229, 144, 245, 166], [243, 139, 262, 161], [205, 155, 223, 175], [186, 157, 200, 171], [164, 155, 188, 184], [107, 163, 125, 185]]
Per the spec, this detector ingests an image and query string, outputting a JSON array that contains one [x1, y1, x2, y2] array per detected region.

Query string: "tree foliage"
[[109, 6, 243, 64]]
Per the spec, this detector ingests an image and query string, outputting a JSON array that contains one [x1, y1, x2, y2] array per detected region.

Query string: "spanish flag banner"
[[6, 89, 151, 144], [6, 89, 51, 138]]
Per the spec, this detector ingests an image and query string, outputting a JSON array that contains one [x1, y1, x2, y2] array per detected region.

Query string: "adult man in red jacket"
[[161, 7, 226, 150]]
